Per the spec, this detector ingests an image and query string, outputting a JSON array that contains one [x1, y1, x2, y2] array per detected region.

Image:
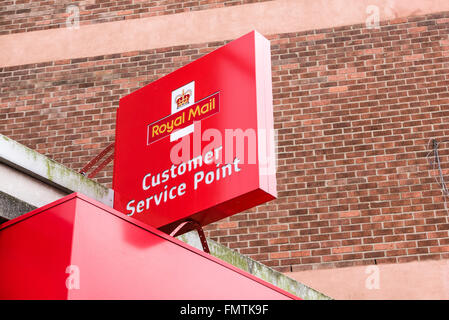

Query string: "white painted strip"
[[1, 0, 448, 67]]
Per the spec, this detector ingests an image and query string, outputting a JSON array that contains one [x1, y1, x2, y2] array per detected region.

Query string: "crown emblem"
[[175, 89, 192, 109]]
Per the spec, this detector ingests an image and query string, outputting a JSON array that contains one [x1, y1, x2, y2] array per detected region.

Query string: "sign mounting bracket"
[[79, 143, 115, 178], [169, 220, 210, 254]]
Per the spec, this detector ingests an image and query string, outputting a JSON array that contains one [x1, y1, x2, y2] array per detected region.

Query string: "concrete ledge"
[[178, 231, 332, 300], [0, 161, 67, 210], [0, 191, 36, 221], [0, 134, 113, 208]]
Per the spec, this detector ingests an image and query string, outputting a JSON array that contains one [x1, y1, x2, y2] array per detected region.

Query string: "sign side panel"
[[255, 31, 277, 197]]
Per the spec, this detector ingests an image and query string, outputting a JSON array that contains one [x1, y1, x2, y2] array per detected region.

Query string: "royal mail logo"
[[147, 91, 220, 145], [175, 89, 192, 109], [170, 82, 195, 141]]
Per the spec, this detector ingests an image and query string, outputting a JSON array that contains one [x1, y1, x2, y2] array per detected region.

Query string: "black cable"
[[427, 138, 449, 211]]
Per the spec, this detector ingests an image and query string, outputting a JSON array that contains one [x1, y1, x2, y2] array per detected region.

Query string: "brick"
[[339, 211, 361, 218], [430, 246, 449, 253], [270, 251, 290, 259], [3, 9, 449, 274], [291, 250, 311, 257], [408, 26, 427, 33], [306, 34, 326, 41], [332, 247, 353, 254], [329, 86, 348, 93], [404, 54, 424, 61], [217, 222, 237, 229]]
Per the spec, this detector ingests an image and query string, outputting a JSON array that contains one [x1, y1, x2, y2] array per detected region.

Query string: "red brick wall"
[[0, 0, 271, 35], [1, 12, 449, 272]]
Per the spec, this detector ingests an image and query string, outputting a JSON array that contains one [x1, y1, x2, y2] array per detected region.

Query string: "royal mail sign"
[[148, 92, 219, 145], [113, 31, 276, 233]]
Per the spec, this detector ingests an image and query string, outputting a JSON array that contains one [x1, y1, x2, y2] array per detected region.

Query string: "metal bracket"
[[79, 143, 114, 179], [169, 220, 210, 254]]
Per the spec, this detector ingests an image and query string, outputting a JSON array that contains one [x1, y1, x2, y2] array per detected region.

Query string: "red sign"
[[113, 31, 276, 233]]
